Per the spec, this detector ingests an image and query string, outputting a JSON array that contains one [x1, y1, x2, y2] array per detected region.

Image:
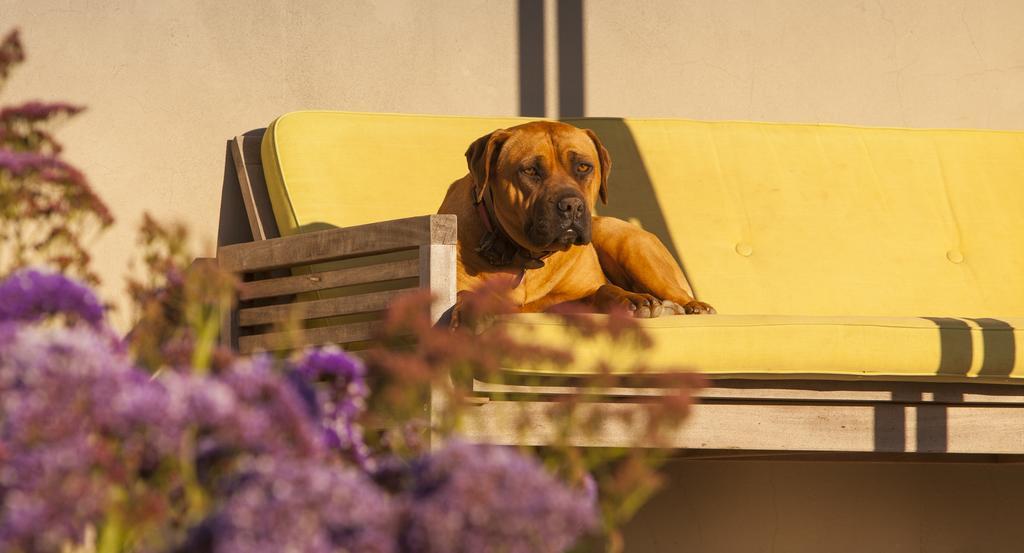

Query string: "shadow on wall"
[[517, 0, 545, 117], [557, 0, 584, 118], [519, 0, 585, 117]]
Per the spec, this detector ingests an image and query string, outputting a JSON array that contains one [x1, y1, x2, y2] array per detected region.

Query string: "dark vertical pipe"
[[518, 0, 546, 116], [557, 0, 585, 117]]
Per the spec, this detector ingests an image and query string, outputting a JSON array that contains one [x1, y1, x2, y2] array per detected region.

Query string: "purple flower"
[[0, 324, 184, 551], [401, 441, 598, 553], [0, 267, 602, 553], [292, 347, 372, 468], [194, 456, 399, 553], [0, 269, 105, 327], [0, 328, 336, 551], [195, 356, 325, 461]]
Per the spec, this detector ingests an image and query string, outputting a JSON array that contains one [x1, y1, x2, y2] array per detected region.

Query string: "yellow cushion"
[[499, 314, 1024, 383], [261, 111, 1024, 381]]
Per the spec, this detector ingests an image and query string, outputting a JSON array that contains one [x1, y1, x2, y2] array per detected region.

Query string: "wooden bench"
[[211, 128, 1024, 459]]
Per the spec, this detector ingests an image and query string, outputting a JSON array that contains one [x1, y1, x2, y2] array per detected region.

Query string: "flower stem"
[[96, 508, 125, 553]]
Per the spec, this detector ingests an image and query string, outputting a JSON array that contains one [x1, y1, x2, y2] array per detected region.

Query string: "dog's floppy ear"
[[465, 129, 512, 203], [584, 129, 612, 204]]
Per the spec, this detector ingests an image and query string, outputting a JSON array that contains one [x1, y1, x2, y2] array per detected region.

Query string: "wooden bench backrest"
[[229, 130, 279, 242]]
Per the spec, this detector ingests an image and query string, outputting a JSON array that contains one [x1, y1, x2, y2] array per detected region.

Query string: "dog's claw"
[[622, 293, 663, 318], [682, 300, 715, 315]]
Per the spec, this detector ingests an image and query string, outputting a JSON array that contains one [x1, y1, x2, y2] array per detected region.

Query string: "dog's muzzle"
[[526, 190, 591, 249]]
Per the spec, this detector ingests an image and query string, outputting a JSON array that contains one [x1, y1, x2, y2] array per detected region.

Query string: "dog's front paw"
[[592, 285, 665, 318]]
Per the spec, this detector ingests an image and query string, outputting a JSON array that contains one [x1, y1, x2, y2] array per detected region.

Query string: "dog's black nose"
[[557, 196, 585, 217]]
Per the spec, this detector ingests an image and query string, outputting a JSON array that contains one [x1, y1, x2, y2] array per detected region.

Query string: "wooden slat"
[[471, 380, 1024, 405], [217, 214, 457, 272], [238, 289, 404, 327], [231, 136, 266, 241], [420, 243, 459, 445], [239, 259, 420, 301], [419, 244, 457, 324], [459, 400, 1024, 453], [238, 321, 385, 353]]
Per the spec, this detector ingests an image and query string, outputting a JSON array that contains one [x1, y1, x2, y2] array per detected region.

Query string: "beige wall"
[[4, 2, 1024, 551], [586, 0, 1024, 128]]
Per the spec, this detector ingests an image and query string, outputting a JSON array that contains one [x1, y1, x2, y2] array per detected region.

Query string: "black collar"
[[473, 186, 552, 281]]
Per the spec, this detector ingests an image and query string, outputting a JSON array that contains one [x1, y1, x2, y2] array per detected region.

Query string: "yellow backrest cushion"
[[262, 111, 1024, 318]]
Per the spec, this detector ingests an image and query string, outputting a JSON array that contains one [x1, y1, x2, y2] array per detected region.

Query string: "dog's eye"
[[521, 167, 538, 177], [576, 163, 593, 174]]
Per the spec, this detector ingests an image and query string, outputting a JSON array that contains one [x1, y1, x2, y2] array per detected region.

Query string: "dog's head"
[[465, 121, 611, 253]]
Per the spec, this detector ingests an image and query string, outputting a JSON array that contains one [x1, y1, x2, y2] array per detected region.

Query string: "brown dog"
[[438, 121, 714, 325]]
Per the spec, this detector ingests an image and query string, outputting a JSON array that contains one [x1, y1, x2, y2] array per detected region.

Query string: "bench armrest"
[[216, 214, 457, 353]]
